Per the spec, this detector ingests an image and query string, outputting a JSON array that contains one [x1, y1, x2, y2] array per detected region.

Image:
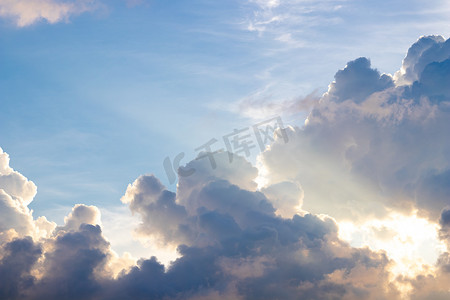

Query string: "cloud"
[[30, 224, 110, 300], [215, 87, 321, 121], [394, 35, 449, 85], [398, 208, 450, 299], [61, 204, 102, 232], [250, 35, 450, 295], [0, 148, 55, 242], [259, 35, 450, 223], [0, 147, 399, 299], [0, 0, 99, 27], [440, 208, 450, 228], [121, 175, 189, 245], [0, 148, 37, 205], [0, 148, 132, 298], [105, 151, 399, 299], [0, 237, 41, 300], [261, 180, 304, 218], [327, 57, 394, 103], [245, 0, 345, 37], [0, 190, 36, 239]]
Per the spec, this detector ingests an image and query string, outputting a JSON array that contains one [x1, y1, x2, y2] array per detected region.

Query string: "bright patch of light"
[[338, 212, 446, 277], [254, 155, 270, 189]]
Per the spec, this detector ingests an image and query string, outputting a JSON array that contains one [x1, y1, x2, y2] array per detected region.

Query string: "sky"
[[1, 0, 450, 299]]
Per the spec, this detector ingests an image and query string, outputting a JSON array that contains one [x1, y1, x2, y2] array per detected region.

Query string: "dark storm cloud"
[[106, 170, 398, 300], [440, 208, 450, 228], [30, 224, 110, 300], [0, 238, 41, 300]]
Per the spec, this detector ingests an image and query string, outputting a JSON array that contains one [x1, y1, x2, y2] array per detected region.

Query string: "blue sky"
[[0, 0, 449, 220]]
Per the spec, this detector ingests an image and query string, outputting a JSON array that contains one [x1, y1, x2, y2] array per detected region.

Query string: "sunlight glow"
[[338, 212, 447, 277]]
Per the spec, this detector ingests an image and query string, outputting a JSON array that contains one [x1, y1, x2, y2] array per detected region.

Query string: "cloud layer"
[[1, 35, 450, 299]]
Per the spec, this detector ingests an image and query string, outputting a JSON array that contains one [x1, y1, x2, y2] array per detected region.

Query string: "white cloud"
[[0, 148, 37, 206], [0, 147, 55, 242], [244, 0, 345, 43], [394, 35, 446, 85], [0, 0, 99, 27], [261, 181, 304, 217], [61, 204, 102, 231]]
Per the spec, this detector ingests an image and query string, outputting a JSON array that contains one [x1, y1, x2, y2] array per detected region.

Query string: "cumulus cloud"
[[0, 190, 36, 240], [30, 224, 110, 300], [106, 151, 399, 299], [260, 36, 450, 223], [0, 146, 400, 299], [121, 175, 189, 245], [0, 0, 99, 27], [261, 180, 304, 218], [0, 148, 37, 205], [61, 204, 102, 231], [252, 35, 450, 296], [0, 237, 42, 300], [327, 57, 394, 103], [0, 148, 131, 298], [394, 35, 448, 85], [0, 148, 55, 243]]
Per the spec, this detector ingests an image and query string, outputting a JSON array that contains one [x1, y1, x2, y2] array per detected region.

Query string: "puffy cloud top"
[[0, 148, 55, 242], [328, 57, 394, 103], [61, 204, 102, 231], [0, 148, 37, 206], [395, 35, 450, 85]]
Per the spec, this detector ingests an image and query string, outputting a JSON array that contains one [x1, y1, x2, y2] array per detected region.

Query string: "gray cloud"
[[102, 151, 398, 300], [327, 57, 394, 103], [0, 147, 399, 299], [121, 175, 189, 245], [29, 224, 110, 300], [0, 238, 41, 300]]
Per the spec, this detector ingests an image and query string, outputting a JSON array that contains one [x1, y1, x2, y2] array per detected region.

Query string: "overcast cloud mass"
[[0, 35, 450, 299]]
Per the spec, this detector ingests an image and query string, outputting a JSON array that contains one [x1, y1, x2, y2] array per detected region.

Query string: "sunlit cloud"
[[338, 212, 446, 276], [0, 0, 100, 27]]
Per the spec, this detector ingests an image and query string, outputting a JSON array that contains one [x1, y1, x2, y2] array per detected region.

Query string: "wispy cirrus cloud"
[[244, 0, 345, 44]]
